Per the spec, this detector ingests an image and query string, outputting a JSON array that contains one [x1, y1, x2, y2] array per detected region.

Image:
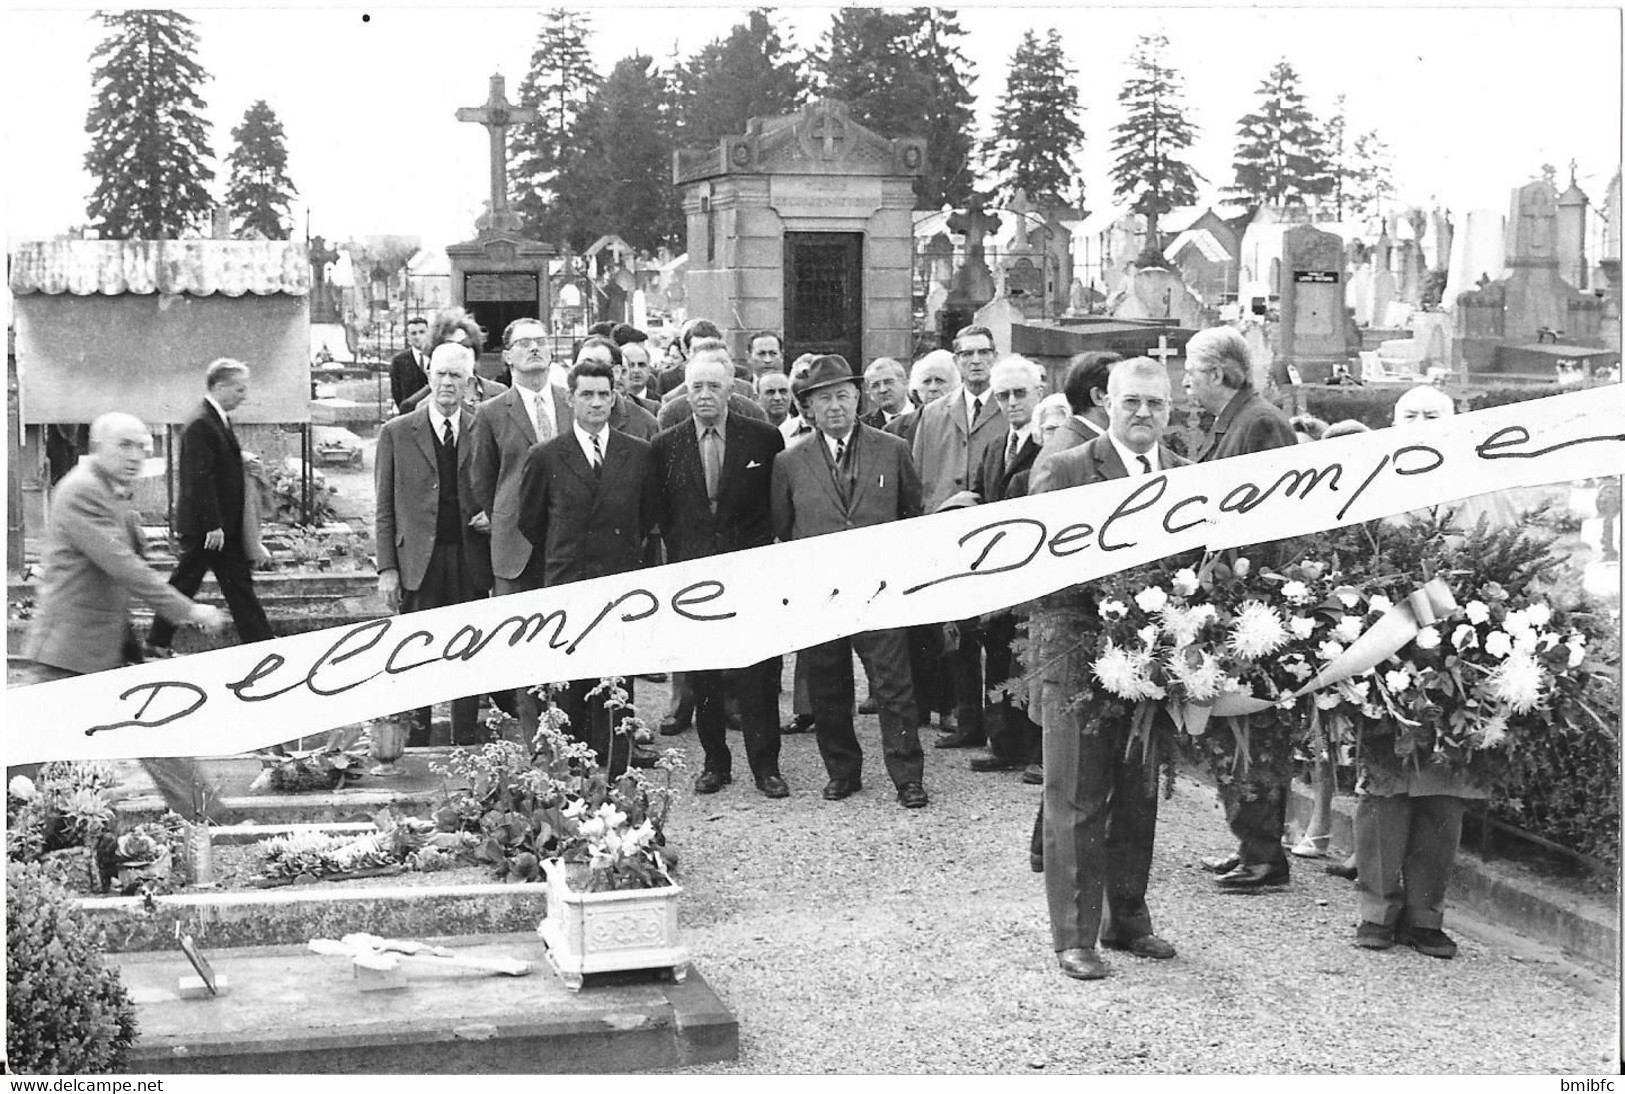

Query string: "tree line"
[[80, 8, 1396, 250]]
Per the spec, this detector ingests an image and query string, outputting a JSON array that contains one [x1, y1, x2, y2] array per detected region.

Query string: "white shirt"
[[574, 421, 608, 466], [515, 382, 557, 439], [427, 402, 460, 444], [1004, 422, 1036, 456], [822, 428, 855, 465], [962, 386, 990, 428], [780, 415, 815, 443], [1108, 431, 1161, 475], [205, 394, 230, 429], [1073, 413, 1107, 438]]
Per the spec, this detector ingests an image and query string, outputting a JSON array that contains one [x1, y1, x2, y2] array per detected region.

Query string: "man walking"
[[390, 315, 432, 414], [146, 359, 273, 657], [771, 355, 927, 809], [652, 346, 787, 798]]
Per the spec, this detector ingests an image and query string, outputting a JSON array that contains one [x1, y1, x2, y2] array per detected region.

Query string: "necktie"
[[834, 437, 847, 469], [590, 431, 603, 473], [702, 427, 722, 508], [1137, 453, 1152, 475], [970, 396, 983, 429], [442, 418, 455, 449], [532, 393, 553, 442], [1006, 431, 1020, 466]]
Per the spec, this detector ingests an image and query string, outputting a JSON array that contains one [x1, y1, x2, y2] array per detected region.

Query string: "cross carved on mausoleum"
[[457, 73, 537, 237]]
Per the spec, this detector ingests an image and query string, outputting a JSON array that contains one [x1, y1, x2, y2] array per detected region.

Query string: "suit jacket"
[[175, 399, 245, 538], [861, 407, 907, 431], [27, 459, 197, 673], [1032, 433, 1190, 496], [652, 415, 783, 563], [883, 409, 922, 446], [610, 393, 660, 442], [390, 347, 431, 411], [771, 423, 922, 542], [662, 376, 756, 404], [1034, 414, 1104, 471], [374, 404, 493, 593], [657, 390, 767, 431], [970, 430, 1042, 505], [627, 390, 661, 416], [1198, 388, 1297, 462], [517, 429, 657, 587], [911, 390, 1007, 514], [470, 384, 574, 581]]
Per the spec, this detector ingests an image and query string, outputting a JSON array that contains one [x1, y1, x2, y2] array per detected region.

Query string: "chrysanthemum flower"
[[1476, 717, 1509, 749], [1166, 648, 1229, 702], [1093, 641, 1162, 701], [1486, 650, 1545, 714], [1229, 601, 1289, 658]]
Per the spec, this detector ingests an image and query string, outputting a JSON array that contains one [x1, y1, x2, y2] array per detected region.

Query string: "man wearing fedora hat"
[[770, 354, 929, 809]]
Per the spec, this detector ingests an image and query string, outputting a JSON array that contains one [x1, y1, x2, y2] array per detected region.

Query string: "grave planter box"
[[536, 859, 686, 992]]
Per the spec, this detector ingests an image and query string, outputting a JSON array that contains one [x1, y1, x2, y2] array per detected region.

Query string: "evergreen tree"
[[679, 9, 805, 148], [1109, 33, 1202, 251], [983, 28, 1085, 207], [83, 10, 215, 239], [225, 100, 296, 239], [555, 54, 681, 254], [1225, 58, 1334, 209], [1345, 129, 1395, 222], [814, 7, 977, 209], [1323, 93, 1348, 220], [511, 9, 600, 244]]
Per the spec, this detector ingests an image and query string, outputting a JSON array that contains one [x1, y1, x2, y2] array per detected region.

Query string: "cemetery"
[[4, 6, 1621, 1078]]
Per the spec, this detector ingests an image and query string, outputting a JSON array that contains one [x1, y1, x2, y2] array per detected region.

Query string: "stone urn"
[[536, 858, 686, 991], [369, 719, 409, 778]]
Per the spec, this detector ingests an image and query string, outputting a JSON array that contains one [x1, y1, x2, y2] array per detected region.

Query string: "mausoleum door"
[[784, 232, 863, 367]]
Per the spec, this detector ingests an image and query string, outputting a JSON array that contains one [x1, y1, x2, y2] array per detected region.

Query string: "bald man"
[[21, 413, 232, 820]]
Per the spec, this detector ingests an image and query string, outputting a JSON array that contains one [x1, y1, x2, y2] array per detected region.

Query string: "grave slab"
[[118, 932, 737, 1073]]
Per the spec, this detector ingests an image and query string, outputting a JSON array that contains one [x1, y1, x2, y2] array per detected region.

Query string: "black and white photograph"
[[3, 1, 1621, 1079]]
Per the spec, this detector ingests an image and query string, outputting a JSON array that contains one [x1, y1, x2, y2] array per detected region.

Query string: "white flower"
[[1476, 718, 1508, 749], [1414, 626, 1441, 651], [1334, 587, 1361, 609], [1464, 600, 1491, 625], [1283, 657, 1313, 681], [1229, 601, 1290, 658], [1318, 640, 1346, 661], [1486, 651, 1545, 714], [1093, 641, 1162, 701], [1288, 615, 1316, 640], [1134, 585, 1169, 614], [1314, 691, 1342, 710], [1526, 603, 1552, 627], [1335, 615, 1365, 643], [1451, 623, 1478, 651], [1280, 580, 1311, 605], [1512, 628, 1539, 653], [1483, 630, 1514, 659], [1160, 605, 1213, 647], [1232, 557, 1251, 578], [1137, 624, 1160, 649], [1384, 668, 1413, 694], [1166, 648, 1229, 702], [8, 775, 35, 800], [578, 817, 606, 839], [1097, 599, 1129, 620], [1300, 561, 1326, 580], [561, 798, 586, 819], [1537, 631, 1560, 652], [596, 803, 628, 830], [1171, 568, 1200, 596], [1565, 635, 1587, 668], [1502, 608, 1532, 636], [1336, 678, 1371, 705], [1368, 594, 1394, 615]]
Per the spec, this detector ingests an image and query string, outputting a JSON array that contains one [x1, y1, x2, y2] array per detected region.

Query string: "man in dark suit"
[[1033, 356, 1186, 980], [653, 318, 723, 398], [770, 355, 928, 809], [375, 343, 495, 746], [1033, 351, 1120, 473], [1183, 325, 1301, 892], [861, 357, 909, 430], [620, 339, 662, 416], [745, 330, 785, 379], [146, 359, 274, 657], [517, 355, 659, 773], [389, 315, 431, 414], [652, 346, 788, 798]]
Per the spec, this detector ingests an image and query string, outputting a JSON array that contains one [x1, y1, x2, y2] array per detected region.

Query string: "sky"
[[2, 2, 1620, 251]]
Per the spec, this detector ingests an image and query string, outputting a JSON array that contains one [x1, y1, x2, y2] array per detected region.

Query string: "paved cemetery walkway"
[[652, 688, 1618, 1074]]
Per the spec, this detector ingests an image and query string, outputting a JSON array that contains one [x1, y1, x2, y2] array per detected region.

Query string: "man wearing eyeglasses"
[[1030, 356, 1187, 980], [1182, 325, 1301, 893]]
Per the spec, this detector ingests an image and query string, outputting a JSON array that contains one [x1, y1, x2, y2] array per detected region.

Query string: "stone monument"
[[943, 202, 999, 343], [1277, 224, 1352, 383], [673, 98, 924, 365], [445, 74, 555, 358], [1557, 164, 1589, 290]]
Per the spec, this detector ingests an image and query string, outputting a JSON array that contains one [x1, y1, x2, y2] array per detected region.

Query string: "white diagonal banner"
[[8, 387, 1623, 763]]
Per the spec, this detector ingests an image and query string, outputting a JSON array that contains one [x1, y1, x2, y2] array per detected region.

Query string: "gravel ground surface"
[[622, 672, 1619, 1076]]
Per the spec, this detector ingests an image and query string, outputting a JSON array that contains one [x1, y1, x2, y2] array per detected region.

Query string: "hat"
[[793, 354, 859, 400]]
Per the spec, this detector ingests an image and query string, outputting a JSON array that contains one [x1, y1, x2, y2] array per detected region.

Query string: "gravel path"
[[632, 677, 1617, 1075]]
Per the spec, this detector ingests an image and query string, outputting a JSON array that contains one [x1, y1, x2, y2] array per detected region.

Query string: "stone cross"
[[1146, 333, 1178, 365], [456, 73, 537, 237], [1009, 189, 1033, 251]]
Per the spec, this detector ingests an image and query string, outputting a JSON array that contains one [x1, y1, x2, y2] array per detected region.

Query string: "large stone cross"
[[456, 73, 536, 236]]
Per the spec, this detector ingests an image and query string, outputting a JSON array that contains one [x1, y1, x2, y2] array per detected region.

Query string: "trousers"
[[1354, 793, 1465, 929], [803, 628, 921, 788], [148, 535, 273, 648], [692, 659, 780, 779]]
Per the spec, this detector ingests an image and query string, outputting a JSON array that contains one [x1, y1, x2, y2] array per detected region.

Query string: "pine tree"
[[814, 7, 977, 210], [555, 54, 681, 254], [1345, 129, 1395, 222], [83, 10, 216, 239], [511, 9, 600, 244], [983, 29, 1085, 207], [1323, 93, 1348, 220], [1226, 58, 1334, 209], [225, 100, 296, 239], [678, 9, 805, 148], [1109, 34, 1202, 251]]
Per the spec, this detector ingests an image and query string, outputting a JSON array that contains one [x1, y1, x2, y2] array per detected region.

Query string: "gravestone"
[[1557, 168, 1589, 290], [1368, 229, 1398, 328], [674, 98, 924, 366], [943, 203, 999, 341], [1277, 224, 1351, 383], [445, 74, 554, 361], [1110, 264, 1205, 329], [996, 190, 1049, 320]]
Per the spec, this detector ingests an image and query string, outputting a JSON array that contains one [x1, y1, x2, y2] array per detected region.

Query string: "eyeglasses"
[[955, 347, 996, 358], [1116, 397, 1169, 414], [992, 388, 1032, 402], [511, 337, 548, 350]]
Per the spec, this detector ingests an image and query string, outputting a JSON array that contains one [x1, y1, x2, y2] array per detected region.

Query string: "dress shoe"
[[1290, 835, 1330, 858], [896, 781, 928, 809], [1325, 857, 1358, 880], [1214, 862, 1290, 890], [858, 696, 879, 714], [693, 770, 732, 794], [1200, 853, 1242, 874], [1354, 921, 1395, 950], [781, 715, 815, 735], [643, 672, 669, 683], [1029, 850, 1044, 873], [933, 730, 986, 749], [628, 745, 661, 769], [755, 774, 790, 799], [1101, 934, 1176, 960], [1398, 925, 1458, 959], [658, 717, 689, 736], [822, 778, 861, 801], [1021, 764, 1044, 785], [1056, 947, 1108, 980], [969, 755, 1019, 772]]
